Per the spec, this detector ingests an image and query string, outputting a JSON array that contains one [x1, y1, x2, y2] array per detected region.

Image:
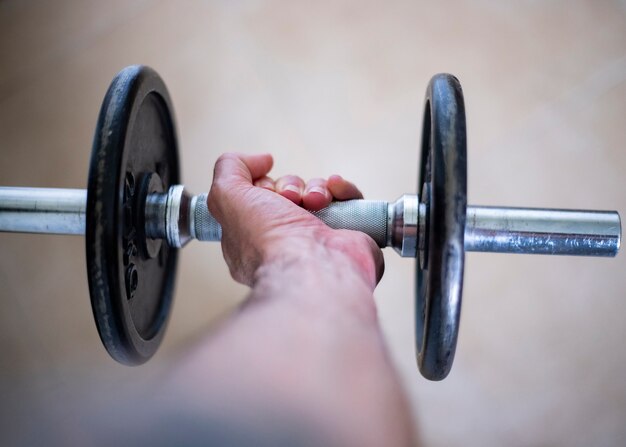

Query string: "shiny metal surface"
[[191, 193, 221, 242], [465, 206, 621, 257], [313, 199, 389, 247], [389, 194, 418, 257], [164, 185, 193, 248], [140, 173, 165, 259], [0, 186, 621, 259], [0, 187, 86, 235], [144, 191, 168, 240]]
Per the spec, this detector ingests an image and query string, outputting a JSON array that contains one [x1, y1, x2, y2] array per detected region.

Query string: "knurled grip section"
[[192, 195, 388, 247], [193, 193, 222, 241], [313, 200, 389, 247]]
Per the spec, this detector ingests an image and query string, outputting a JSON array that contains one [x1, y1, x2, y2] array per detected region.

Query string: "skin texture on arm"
[[167, 153, 416, 447], [5, 153, 415, 447]]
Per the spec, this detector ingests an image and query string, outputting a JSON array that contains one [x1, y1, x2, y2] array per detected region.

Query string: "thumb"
[[212, 153, 274, 187], [208, 152, 274, 225]]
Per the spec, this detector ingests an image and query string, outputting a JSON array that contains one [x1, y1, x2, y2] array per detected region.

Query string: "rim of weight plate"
[[86, 65, 180, 365], [415, 73, 467, 381]]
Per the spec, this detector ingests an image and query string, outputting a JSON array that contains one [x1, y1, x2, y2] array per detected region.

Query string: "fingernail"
[[282, 184, 301, 194], [307, 186, 328, 197]]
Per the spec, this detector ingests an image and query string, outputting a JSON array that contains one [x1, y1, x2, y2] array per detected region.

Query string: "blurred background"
[[1, 1, 625, 445]]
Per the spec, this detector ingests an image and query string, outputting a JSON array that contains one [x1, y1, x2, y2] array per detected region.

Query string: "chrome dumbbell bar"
[[0, 186, 620, 258]]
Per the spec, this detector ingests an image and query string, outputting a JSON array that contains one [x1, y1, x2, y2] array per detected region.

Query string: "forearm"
[[166, 153, 415, 445], [171, 242, 415, 447]]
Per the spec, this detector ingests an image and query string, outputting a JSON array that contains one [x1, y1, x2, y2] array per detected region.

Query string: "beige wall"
[[1, 1, 625, 445]]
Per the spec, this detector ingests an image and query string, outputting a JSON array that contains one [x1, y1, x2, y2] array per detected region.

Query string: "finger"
[[209, 153, 273, 223], [213, 153, 274, 186], [253, 176, 275, 191], [239, 153, 274, 181], [275, 175, 305, 204], [303, 178, 332, 211], [327, 175, 364, 200]]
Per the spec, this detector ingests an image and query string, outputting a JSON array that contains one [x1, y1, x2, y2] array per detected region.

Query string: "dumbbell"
[[0, 66, 620, 381]]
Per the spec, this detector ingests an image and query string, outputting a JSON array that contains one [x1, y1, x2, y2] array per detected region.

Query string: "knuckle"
[[208, 178, 228, 203], [213, 153, 240, 175], [206, 189, 222, 218], [216, 152, 237, 164], [278, 175, 304, 187], [355, 231, 375, 247], [207, 178, 234, 217]]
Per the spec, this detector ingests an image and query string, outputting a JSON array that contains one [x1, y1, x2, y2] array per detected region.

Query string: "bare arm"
[[167, 153, 415, 447], [15, 153, 414, 447]]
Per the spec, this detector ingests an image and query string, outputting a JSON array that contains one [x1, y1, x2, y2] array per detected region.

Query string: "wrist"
[[258, 228, 381, 291], [251, 232, 381, 321]]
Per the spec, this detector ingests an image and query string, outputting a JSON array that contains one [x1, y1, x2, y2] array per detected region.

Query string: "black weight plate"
[[86, 65, 180, 365], [415, 74, 467, 380]]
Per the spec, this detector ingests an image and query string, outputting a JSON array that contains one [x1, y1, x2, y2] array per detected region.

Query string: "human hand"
[[207, 153, 384, 288]]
